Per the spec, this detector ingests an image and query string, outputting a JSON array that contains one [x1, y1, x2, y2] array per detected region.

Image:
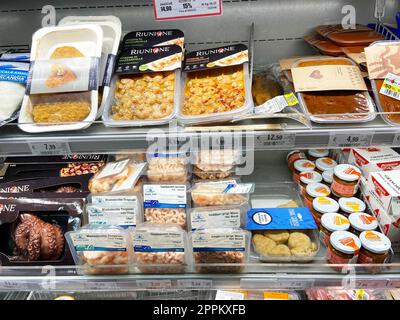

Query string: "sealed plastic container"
[[320, 213, 350, 246], [307, 149, 330, 161], [358, 231, 391, 266], [304, 183, 331, 209], [58, 16, 122, 119], [190, 228, 250, 273], [19, 24, 103, 133], [331, 164, 361, 198], [188, 204, 249, 231], [327, 230, 361, 268], [252, 229, 320, 263], [88, 159, 146, 193], [191, 181, 254, 207], [311, 196, 339, 226], [338, 197, 366, 217], [143, 183, 188, 229], [327, 30, 384, 47], [315, 157, 337, 174], [179, 64, 253, 125], [65, 225, 132, 275], [299, 171, 322, 194], [348, 212, 378, 236], [369, 40, 400, 125], [131, 223, 190, 273], [147, 152, 188, 183], [103, 70, 181, 127], [86, 191, 143, 228], [193, 149, 240, 180], [292, 159, 316, 183], [294, 57, 376, 124]]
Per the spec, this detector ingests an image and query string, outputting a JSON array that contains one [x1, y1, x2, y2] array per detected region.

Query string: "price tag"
[[153, 0, 223, 20], [136, 280, 172, 289], [380, 73, 400, 101], [329, 133, 373, 148], [280, 280, 314, 289], [255, 133, 295, 149], [215, 290, 246, 300], [353, 279, 387, 289], [84, 281, 118, 291], [177, 279, 213, 289], [28, 141, 71, 156]]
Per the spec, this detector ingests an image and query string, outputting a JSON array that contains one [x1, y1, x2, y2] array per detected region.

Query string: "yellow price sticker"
[[284, 93, 299, 107], [264, 291, 290, 300]]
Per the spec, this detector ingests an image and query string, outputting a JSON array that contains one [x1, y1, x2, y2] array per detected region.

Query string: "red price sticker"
[[153, 0, 222, 20]]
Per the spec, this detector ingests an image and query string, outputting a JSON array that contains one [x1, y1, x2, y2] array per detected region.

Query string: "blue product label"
[[134, 246, 184, 253], [0, 52, 30, 62], [75, 246, 127, 252], [0, 62, 29, 84], [246, 207, 317, 231], [193, 247, 245, 252], [144, 200, 186, 209]]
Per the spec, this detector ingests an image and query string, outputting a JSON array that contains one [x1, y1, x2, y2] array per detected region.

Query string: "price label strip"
[[153, 0, 223, 20], [255, 133, 296, 149], [329, 133, 373, 148], [28, 141, 71, 156], [177, 279, 213, 289], [136, 280, 172, 289]]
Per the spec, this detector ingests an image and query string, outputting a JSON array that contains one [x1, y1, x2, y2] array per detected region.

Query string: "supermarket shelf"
[[0, 117, 400, 156]]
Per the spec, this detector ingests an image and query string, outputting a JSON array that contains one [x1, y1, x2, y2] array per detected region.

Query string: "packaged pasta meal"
[[292, 57, 375, 123], [143, 183, 188, 229], [365, 40, 400, 125], [88, 159, 147, 193], [103, 44, 182, 126], [58, 16, 122, 118], [247, 207, 320, 262], [190, 228, 250, 273], [66, 224, 132, 275], [178, 44, 253, 125], [191, 180, 254, 207], [131, 223, 190, 273], [146, 152, 189, 183], [193, 149, 240, 180], [18, 24, 103, 133]]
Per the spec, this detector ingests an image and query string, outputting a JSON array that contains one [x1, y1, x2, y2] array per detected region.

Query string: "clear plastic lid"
[[316, 157, 338, 172], [338, 197, 366, 214], [300, 171, 322, 185], [359, 231, 391, 254], [322, 170, 334, 184], [330, 231, 361, 255], [334, 164, 361, 182], [293, 159, 316, 172], [312, 196, 339, 214], [321, 213, 350, 232], [308, 149, 329, 158], [306, 183, 331, 198], [349, 213, 378, 232]]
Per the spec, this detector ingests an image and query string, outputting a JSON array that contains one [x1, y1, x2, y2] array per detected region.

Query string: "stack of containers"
[[189, 149, 253, 273], [137, 151, 191, 273], [102, 29, 184, 127]]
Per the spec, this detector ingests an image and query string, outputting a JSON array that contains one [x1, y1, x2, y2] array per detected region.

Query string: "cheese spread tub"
[[307, 149, 330, 161], [299, 171, 322, 195], [348, 213, 378, 236], [327, 231, 361, 268], [315, 157, 337, 173], [322, 170, 334, 185], [293, 57, 375, 124], [178, 44, 253, 125], [331, 164, 361, 198], [304, 182, 330, 209], [311, 196, 339, 226], [293, 159, 315, 183], [358, 231, 391, 266]]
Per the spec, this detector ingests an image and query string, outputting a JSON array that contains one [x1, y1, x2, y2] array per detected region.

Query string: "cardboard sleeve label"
[[365, 45, 400, 80], [292, 65, 367, 92]]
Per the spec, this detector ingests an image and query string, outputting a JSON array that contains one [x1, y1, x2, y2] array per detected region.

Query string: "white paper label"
[[215, 290, 245, 300], [329, 133, 373, 148], [255, 93, 299, 114], [133, 229, 185, 252], [28, 141, 71, 156], [144, 184, 187, 208], [70, 232, 127, 251], [192, 230, 246, 251], [87, 205, 138, 228], [96, 160, 130, 179], [176, 279, 213, 289], [255, 133, 296, 148], [153, 0, 222, 21], [91, 195, 139, 206], [380, 73, 400, 101], [191, 208, 242, 230]]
